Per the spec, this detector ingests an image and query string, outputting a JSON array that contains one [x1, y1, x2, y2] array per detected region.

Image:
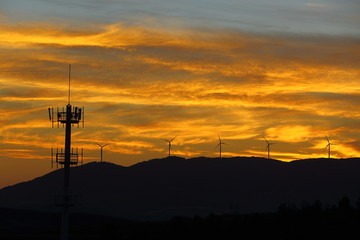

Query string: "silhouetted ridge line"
[[0, 157, 360, 220]]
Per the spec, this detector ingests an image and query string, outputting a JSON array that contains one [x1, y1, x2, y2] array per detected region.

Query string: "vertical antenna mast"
[[68, 64, 71, 105]]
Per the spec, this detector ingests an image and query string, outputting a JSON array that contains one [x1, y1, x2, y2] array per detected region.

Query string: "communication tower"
[[48, 64, 84, 240]]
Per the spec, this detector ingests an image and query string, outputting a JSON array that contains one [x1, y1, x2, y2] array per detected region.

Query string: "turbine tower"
[[325, 136, 335, 159], [48, 64, 84, 240], [216, 135, 226, 158], [93, 142, 110, 162], [163, 136, 176, 157], [264, 137, 275, 159]]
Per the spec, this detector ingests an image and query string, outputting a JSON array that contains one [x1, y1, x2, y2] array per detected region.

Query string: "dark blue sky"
[[1, 0, 359, 35]]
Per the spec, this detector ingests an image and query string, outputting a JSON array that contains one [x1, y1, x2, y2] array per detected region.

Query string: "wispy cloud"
[[304, 3, 333, 9]]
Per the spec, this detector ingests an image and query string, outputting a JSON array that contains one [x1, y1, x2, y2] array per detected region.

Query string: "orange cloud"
[[265, 125, 312, 143]]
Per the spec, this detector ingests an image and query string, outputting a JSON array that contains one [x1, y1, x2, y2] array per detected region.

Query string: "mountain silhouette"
[[0, 156, 360, 220]]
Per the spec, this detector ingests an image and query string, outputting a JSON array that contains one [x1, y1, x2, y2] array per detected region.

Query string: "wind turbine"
[[264, 137, 275, 159], [325, 136, 335, 159], [163, 136, 176, 157], [216, 135, 226, 158], [93, 142, 110, 162]]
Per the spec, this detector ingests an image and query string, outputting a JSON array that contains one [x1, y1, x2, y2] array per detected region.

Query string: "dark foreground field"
[[1, 197, 360, 240]]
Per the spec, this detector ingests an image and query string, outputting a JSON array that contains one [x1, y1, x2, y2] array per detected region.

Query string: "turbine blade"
[[264, 137, 269, 144], [325, 136, 330, 143], [170, 136, 177, 142]]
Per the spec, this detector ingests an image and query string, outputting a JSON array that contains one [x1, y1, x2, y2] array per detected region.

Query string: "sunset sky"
[[0, 0, 359, 188]]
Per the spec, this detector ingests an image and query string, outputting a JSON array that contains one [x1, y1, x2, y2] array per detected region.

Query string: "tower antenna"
[[48, 64, 84, 240], [68, 64, 71, 105]]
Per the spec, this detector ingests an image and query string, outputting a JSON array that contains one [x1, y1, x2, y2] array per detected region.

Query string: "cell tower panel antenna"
[[82, 107, 84, 127], [48, 107, 55, 128], [54, 106, 84, 127]]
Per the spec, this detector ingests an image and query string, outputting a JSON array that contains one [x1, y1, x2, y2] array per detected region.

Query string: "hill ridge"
[[0, 156, 359, 220]]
